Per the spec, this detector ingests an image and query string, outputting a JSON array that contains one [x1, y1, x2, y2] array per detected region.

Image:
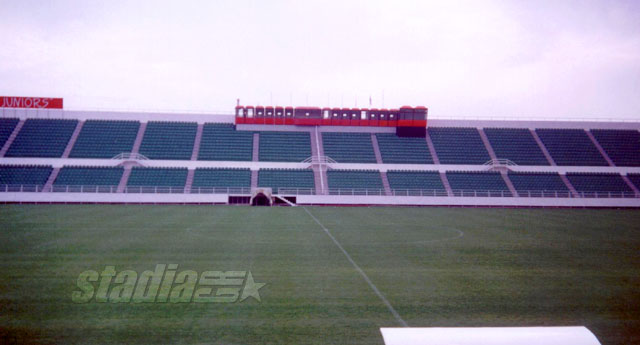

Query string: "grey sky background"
[[1, 0, 639, 119]]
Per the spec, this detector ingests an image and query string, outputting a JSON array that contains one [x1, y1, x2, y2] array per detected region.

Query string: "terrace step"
[[478, 128, 497, 161], [61, 121, 84, 158], [371, 133, 384, 164], [190, 123, 204, 160], [559, 174, 580, 197], [251, 169, 258, 189], [252, 133, 260, 161], [585, 130, 615, 167], [501, 171, 519, 197], [313, 127, 325, 157], [42, 167, 60, 192], [0, 119, 24, 157], [530, 129, 556, 166], [131, 122, 147, 154], [311, 129, 328, 194], [312, 167, 325, 194], [116, 168, 132, 193], [439, 172, 453, 196], [424, 130, 440, 165], [185, 169, 195, 193], [380, 171, 392, 196], [621, 175, 640, 196]]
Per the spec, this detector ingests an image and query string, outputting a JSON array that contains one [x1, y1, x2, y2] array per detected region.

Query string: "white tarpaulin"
[[380, 326, 602, 345]]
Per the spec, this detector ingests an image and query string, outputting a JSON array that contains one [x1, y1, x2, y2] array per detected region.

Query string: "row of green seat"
[[70, 120, 140, 158], [138, 122, 197, 160], [376, 133, 433, 164], [192, 168, 251, 188], [259, 131, 311, 162], [0, 165, 53, 186], [591, 129, 640, 167], [258, 169, 315, 193], [5, 119, 77, 157], [197, 123, 253, 161], [0, 118, 19, 149], [2, 165, 640, 196], [3, 118, 638, 167], [322, 132, 377, 163], [536, 129, 608, 166]]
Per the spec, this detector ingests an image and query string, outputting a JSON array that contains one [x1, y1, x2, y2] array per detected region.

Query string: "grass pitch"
[[1, 205, 639, 344]]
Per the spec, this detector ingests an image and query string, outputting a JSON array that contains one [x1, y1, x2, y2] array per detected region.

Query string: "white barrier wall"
[[297, 195, 640, 207], [0, 192, 227, 204], [2, 192, 640, 207]]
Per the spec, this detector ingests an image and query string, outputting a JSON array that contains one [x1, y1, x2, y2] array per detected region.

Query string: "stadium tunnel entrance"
[[250, 188, 273, 206], [251, 193, 272, 206]]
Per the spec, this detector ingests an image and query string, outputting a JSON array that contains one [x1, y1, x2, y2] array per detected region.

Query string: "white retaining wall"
[[297, 195, 640, 207], [0, 192, 228, 204], [2, 192, 639, 207]]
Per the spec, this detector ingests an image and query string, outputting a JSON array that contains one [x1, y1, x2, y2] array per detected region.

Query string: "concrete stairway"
[[425, 130, 440, 164], [0, 119, 24, 157], [380, 171, 392, 196], [439, 172, 453, 196], [42, 168, 60, 192], [371, 133, 384, 164], [185, 169, 195, 193], [309, 126, 329, 195], [191, 123, 204, 160], [501, 172, 519, 197], [585, 129, 615, 166], [310, 128, 319, 158], [252, 133, 260, 161], [621, 175, 640, 196], [314, 127, 325, 157], [310, 128, 328, 194], [62, 121, 84, 158], [530, 129, 556, 165], [131, 122, 147, 154], [560, 174, 580, 197], [313, 168, 326, 195], [251, 169, 258, 189], [116, 168, 132, 193], [478, 128, 498, 160]]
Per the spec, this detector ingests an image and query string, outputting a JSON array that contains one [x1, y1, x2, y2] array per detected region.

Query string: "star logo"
[[239, 272, 265, 302]]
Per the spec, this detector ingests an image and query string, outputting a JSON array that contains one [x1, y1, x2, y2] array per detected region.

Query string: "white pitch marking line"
[[303, 207, 408, 327]]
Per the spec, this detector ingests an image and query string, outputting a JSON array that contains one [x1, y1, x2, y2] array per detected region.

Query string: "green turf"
[[0, 205, 639, 344]]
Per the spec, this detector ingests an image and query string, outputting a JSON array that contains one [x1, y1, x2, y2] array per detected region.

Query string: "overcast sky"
[[1, 0, 639, 119]]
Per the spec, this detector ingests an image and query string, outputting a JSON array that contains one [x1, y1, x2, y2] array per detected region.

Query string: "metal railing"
[[112, 152, 149, 160], [303, 156, 337, 164], [392, 189, 450, 197], [52, 185, 119, 193], [483, 159, 518, 166], [328, 188, 386, 196], [188, 187, 252, 194], [1, 184, 639, 199], [273, 188, 316, 195]]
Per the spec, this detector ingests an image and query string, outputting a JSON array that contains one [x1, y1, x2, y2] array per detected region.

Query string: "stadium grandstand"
[[2, 99, 637, 345], [1, 102, 639, 207]]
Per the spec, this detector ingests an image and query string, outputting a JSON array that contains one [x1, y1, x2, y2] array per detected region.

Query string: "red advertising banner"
[[0, 96, 63, 109]]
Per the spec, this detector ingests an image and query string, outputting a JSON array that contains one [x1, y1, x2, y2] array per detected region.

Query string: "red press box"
[[1, 96, 64, 109]]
